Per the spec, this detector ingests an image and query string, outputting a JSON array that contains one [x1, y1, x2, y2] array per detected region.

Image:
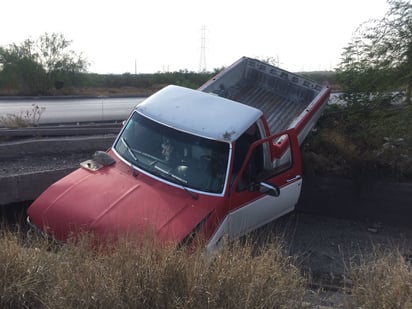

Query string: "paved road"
[[0, 93, 345, 125], [0, 97, 145, 124]]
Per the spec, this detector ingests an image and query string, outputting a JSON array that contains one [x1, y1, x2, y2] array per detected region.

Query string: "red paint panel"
[[28, 159, 221, 243]]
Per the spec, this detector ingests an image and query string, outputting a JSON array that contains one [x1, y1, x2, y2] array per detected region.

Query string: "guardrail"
[[0, 123, 123, 138]]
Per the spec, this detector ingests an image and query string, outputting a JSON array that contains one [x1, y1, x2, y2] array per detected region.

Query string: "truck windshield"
[[114, 112, 230, 194]]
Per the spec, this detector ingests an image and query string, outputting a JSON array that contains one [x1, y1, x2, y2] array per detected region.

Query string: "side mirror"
[[259, 181, 280, 197]]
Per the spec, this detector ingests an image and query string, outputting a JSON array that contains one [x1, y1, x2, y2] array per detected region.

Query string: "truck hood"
[[27, 161, 216, 244]]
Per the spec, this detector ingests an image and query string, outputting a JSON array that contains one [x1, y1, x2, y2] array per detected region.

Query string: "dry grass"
[[0, 231, 54, 308], [0, 230, 307, 309], [348, 249, 412, 308], [0, 114, 31, 128], [0, 104, 45, 128], [1, 226, 412, 308]]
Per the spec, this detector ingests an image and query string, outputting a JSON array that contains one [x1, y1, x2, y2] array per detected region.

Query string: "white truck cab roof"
[[136, 85, 263, 142]]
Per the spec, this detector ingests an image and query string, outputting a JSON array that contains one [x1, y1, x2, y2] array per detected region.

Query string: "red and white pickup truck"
[[27, 57, 330, 253]]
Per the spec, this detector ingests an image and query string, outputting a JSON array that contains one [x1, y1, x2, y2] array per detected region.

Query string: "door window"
[[234, 132, 295, 192]]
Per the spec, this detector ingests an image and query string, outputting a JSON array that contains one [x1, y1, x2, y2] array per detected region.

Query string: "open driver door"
[[208, 128, 302, 251]]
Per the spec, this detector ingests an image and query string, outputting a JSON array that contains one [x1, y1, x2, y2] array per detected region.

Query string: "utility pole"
[[199, 26, 207, 72]]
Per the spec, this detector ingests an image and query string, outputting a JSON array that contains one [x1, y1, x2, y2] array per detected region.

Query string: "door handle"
[[286, 175, 301, 183]]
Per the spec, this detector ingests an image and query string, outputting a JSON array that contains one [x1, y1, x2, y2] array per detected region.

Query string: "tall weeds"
[[0, 231, 307, 308], [2, 228, 411, 308], [349, 249, 412, 308], [0, 231, 54, 308], [0, 104, 45, 128]]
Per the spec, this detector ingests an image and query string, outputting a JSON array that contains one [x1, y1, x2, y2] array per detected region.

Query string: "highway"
[[0, 97, 145, 124], [0, 93, 345, 125]]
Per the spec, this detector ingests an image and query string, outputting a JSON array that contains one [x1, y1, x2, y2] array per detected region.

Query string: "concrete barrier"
[[0, 168, 76, 205], [298, 175, 412, 226], [0, 135, 116, 159], [0, 135, 117, 205]]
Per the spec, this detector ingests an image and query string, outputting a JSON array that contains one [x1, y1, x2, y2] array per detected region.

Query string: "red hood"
[[28, 158, 219, 244]]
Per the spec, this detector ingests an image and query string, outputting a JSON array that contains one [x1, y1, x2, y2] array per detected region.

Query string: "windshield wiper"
[[154, 165, 187, 183], [121, 138, 138, 162], [120, 138, 140, 176], [154, 165, 199, 200]]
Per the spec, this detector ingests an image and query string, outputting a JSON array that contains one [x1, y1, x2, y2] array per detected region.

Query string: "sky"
[[1, 0, 390, 74]]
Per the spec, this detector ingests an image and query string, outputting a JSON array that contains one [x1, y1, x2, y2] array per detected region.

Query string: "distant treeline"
[[81, 70, 217, 90], [83, 70, 337, 89], [0, 70, 215, 96], [0, 68, 337, 96]]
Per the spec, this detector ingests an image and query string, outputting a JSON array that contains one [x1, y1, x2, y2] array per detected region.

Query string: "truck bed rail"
[[199, 57, 330, 142]]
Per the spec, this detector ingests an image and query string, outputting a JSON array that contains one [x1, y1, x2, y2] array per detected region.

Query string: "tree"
[[36, 33, 88, 90], [337, 0, 412, 105], [0, 33, 88, 95], [0, 40, 45, 94]]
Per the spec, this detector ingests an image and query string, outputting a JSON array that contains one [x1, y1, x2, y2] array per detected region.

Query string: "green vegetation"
[[303, 0, 412, 181], [338, 0, 412, 105], [303, 102, 412, 180], [0, 33, 88, 95], [79, 70, 216, 94]]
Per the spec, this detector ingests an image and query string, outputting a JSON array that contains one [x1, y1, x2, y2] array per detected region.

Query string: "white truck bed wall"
[[198, 57, 328, 142]]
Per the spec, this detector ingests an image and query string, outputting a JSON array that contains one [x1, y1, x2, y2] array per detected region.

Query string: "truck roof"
[[136, 85, 263, 142]]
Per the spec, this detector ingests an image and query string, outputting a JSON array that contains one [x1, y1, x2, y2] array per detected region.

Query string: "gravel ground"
[[252, 211, 412, 308], [0, 152, 92, 175], [267, 211, 412, 275]]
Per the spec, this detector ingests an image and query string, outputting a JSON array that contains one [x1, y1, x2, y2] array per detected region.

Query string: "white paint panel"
[[207, 179, 302, 254]]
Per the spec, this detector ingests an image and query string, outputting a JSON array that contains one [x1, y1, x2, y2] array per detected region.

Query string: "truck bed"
[[199, 57, 330, 142]]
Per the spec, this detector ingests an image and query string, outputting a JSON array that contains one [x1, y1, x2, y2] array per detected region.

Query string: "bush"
[[303, 101, 412, 180]]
